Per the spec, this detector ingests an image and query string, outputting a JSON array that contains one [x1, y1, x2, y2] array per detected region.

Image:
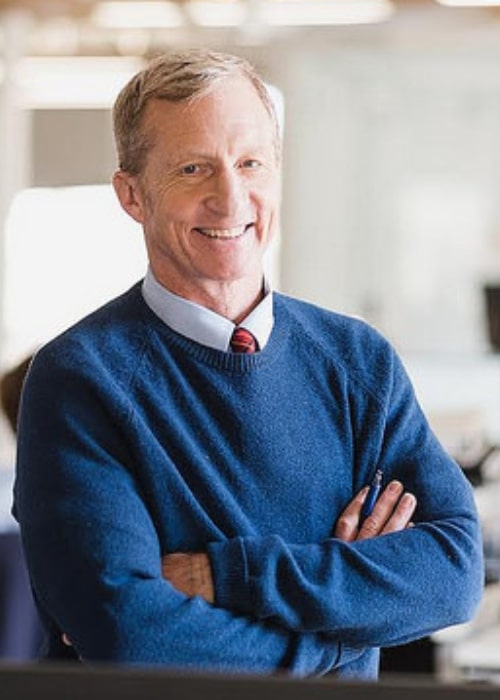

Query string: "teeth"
[[196, 226, 247, 239]]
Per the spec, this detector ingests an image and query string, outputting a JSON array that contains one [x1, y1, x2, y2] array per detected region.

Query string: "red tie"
[[230, 327, 258, 354]]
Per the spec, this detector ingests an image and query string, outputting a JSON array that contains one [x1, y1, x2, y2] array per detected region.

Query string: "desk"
[[449, 626, 500, 681], [433, 583, 500, 682], [1, 664, 499, 700]]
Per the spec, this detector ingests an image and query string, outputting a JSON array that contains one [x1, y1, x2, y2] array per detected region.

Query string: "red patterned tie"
[[230, 327, 258, 354]]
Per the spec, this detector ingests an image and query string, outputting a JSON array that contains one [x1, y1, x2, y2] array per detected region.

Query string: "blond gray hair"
[[112, 49, 280, 175]]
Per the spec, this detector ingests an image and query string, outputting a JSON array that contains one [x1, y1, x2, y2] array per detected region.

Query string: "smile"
[[194, 224, 253, 240]]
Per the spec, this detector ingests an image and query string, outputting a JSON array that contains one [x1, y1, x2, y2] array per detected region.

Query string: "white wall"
[[272, 37, 500, 358]]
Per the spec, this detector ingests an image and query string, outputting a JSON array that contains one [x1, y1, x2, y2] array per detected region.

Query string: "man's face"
[[118, 76, 281, 302]]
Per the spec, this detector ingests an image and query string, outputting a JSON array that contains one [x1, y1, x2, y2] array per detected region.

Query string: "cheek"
[[144, 193, 193, 234], [157, 187, 203, 223], [258, 192, 280, 225]]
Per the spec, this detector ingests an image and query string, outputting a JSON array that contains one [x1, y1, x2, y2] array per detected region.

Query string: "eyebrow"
[[168, 147, 273, 166]]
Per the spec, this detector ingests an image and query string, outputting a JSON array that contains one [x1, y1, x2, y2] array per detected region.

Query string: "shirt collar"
[[141, 267, 274, 352]]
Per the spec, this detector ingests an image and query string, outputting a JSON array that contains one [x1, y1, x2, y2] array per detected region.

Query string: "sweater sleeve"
[[13, 346, 348, 674], [208, 348, 484, 648]]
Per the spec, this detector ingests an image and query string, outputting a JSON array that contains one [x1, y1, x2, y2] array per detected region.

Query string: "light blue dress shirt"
[[141, 268, 274, 352]]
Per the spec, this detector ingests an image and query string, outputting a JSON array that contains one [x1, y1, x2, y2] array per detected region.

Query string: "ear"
[[112, 170, 145, 224]]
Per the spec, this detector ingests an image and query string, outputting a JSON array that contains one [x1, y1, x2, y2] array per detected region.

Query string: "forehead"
[[142, 76, 277, 159]]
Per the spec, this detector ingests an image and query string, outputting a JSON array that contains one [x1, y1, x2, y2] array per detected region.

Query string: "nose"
[[204, 166, 246, 217]]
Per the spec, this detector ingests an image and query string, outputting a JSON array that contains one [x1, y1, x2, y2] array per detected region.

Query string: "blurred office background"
[[2, 0, 500, 679]]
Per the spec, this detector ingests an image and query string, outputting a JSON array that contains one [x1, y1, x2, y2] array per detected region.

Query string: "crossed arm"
[[61, 480, 415, 650], [162, 479, 417, 604]]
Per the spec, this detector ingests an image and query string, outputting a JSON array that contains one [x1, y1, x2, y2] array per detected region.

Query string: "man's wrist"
[[161, 551, 214, 603]]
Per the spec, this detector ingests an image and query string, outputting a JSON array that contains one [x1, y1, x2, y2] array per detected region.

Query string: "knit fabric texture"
[[14, 283, 483, 678]]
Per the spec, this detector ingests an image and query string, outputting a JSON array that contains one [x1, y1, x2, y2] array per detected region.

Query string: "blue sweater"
[[14, 283, 483, 679]]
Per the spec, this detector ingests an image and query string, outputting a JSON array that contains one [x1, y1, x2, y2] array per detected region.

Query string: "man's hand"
[[161, 552, 214, 603], [334, 480, 417, 542]]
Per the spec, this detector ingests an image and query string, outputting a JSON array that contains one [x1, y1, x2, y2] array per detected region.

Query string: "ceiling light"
[[92, 1, 184, 29], [92, 0, 394, 29], [190, 0, 395, 28], [186, 1, 247, 27], [263, 0, 395, 26], [436, 0, 500, 5]]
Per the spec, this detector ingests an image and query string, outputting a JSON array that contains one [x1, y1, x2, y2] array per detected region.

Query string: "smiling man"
[[14, 50, 483, 680], [112, 65, 280, 327]]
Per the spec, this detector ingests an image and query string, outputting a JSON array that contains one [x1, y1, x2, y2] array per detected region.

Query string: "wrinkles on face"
[[132, 78, 281, 318]]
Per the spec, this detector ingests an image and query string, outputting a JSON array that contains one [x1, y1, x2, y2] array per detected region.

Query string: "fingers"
[[161, 553, 195, 596], [380, 492, 417, 536], [357, 481, 417, 541], [334, 480, 418, 543], [334, 486, 369, 542], [161, 552, 215, 603]]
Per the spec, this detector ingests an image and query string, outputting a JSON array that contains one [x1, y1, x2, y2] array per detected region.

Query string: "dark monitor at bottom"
[[1, 663, 498, 700]]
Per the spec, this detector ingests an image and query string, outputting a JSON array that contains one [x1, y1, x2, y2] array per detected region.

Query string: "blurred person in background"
[[0, 354, 41, 660], [0, 356, 32, 434], [0, 354, 33, 527]]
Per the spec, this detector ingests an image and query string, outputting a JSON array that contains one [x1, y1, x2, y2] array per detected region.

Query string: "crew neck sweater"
[[14, 282, 483, 679]]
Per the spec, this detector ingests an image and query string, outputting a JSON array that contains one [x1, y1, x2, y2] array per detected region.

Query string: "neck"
[[151, 268, 265, 324], [194, 281, 265, 324]]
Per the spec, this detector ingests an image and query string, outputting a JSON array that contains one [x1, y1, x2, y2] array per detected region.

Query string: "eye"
[[180, 163, 201, 176], [240, 159, 261, 170]]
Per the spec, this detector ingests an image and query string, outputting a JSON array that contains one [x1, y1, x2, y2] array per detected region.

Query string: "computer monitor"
[[0, 663, 498, 700]]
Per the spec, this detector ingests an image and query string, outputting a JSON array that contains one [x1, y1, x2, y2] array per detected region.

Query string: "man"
[[14, 49, 483, 679]]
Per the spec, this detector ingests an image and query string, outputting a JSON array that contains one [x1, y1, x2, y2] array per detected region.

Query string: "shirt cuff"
[[207, 537, 252, 615]]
